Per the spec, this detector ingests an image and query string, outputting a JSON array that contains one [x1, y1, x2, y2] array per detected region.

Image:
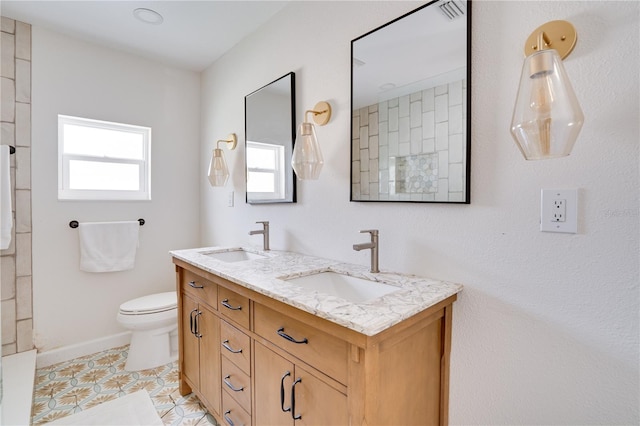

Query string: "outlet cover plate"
[[540, 189, 578, 233]]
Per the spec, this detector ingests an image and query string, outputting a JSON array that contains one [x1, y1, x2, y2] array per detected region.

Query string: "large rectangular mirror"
[[245, 72, 296, 203], [351, 0, 471, 203]]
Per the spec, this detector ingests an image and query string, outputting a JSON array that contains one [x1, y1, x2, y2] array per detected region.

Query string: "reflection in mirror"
[[351, 0, 470, 203], [245, 72, 296, 203]]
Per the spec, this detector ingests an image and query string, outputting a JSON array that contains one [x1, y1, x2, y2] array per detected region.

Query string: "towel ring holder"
[[69, 219, 145, 229]]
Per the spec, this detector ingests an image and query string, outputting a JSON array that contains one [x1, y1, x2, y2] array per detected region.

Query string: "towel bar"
[[69, 218, 145, 228]]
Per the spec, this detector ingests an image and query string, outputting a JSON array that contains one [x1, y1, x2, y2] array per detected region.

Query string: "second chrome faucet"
[[353, 229, 379, 273], [249, 221, 270, 251]]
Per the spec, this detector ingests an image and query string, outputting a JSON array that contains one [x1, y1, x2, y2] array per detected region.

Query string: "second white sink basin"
[[284, 271, 399, 304], [200, 249, 267, 262]]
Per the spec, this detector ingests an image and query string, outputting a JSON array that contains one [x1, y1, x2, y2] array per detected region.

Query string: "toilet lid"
[[119, 292, 177, 315]]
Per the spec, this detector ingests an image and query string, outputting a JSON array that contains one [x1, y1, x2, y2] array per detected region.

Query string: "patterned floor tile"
[[31, 345, 218, 426]]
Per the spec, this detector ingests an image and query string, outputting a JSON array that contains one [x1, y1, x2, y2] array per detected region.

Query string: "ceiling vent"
[[439, 0, 465, 20]]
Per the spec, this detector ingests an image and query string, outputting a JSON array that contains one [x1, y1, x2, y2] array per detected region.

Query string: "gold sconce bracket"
[[307, 101, 332, 126], [216, 133, 237, 150], [524, 20, 577, 59]]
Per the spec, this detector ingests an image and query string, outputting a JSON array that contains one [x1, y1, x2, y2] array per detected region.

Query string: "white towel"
[[0, 145, 12, 250], [78, 221, 140, 272]]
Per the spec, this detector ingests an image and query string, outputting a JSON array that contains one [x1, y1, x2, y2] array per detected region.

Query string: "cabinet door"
[[294, 365, 348, 426], [181, 293, 200, 389], [198, 304, 221, 416], [254, 342, 348, 426], [254, 342, 294, 426]]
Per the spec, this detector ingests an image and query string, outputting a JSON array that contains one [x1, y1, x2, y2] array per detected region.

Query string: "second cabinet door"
[[181, 293, 221, 416], [254, 342, 347, 426], [198, 304, 221, 413]]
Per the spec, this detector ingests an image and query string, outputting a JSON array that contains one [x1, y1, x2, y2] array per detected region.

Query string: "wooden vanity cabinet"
[[174, 260, 457, 426]]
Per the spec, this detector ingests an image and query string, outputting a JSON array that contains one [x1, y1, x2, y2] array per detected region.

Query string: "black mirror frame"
[[244, 72, 297, 204], [350, 0, 472, 204]]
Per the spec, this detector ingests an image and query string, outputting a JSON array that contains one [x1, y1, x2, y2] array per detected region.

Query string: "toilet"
[[116, 291, 178, 371]]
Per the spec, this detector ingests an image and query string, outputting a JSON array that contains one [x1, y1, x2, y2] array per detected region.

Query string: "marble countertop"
[[170, 246, 463, 336]]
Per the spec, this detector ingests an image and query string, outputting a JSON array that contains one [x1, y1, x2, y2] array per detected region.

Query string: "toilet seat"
[[119, 291, 176, 315]]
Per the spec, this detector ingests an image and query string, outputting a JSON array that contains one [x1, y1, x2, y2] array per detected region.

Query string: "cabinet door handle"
[[222, 339, 243, 354], [223, 375, 244, 392], [194, 310, 202, 338], [221, 299, 242, 311], [280, 371, 291, 413], [189, 280, 204, 289], [277, 327, 308, 344], [189, 309, 198, 335], [223, 410, 235, 426], [291, 377, 302, 420]]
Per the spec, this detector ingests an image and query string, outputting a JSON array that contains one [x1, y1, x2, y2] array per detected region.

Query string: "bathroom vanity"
[[171, 247, 462, 425]]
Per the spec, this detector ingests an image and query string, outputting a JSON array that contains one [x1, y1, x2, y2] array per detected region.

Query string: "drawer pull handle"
[[280, 371, 291, 413], [221, 299, 242, 311], [224, 375, 244, 392], [222, 340, 243, 354], [277, 327, 308, 344], [223, 410, 235, 426], [189, 280, 204, 289], [291, 377, 302, 420]]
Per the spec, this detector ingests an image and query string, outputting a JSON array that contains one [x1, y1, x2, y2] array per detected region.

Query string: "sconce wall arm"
[[524, 20, 577, 59]]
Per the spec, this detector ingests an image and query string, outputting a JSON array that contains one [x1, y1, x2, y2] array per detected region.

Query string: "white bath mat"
[[46, 390, 163, 425]]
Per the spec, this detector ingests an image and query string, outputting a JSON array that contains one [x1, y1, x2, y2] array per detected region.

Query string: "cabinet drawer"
[[221, 356, 251, 414], [220, 320, 251, 375], [254, 303, 348, 384], [218, 286, 249, 329], [181, 269, 217, 309], [222, 392, 251, 426]]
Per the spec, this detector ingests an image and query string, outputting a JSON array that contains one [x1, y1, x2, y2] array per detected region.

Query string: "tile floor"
[[31, 345, 219, 425]]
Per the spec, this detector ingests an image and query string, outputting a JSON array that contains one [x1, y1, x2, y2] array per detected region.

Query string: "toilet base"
[[125, 325, 178, 371]]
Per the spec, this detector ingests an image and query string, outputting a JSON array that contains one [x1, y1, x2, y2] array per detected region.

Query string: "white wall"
[[31, 27, 201, 351], [201, 1, 638, 424]]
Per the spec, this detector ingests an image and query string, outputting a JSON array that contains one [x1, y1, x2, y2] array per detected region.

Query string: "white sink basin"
[[200, 249, 267, 262], [284, 271, 399, 304]]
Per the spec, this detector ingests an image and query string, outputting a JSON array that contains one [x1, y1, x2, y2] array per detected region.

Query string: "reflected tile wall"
[[1, 16, 32, 355], [352, 78, 466, 202]]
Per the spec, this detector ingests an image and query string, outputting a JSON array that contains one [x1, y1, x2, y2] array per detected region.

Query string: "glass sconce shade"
[[510, 49, 584, 160], [208, 148, 230, 186], [292, 122, 324, 180]]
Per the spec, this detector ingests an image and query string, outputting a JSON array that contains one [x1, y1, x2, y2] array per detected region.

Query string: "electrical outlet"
[[541, 189, 577, 233], [227, 191, 234, 207], [552, 199, 566, 222]]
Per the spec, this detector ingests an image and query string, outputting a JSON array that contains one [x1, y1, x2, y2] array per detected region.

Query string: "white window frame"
[[58, 115, 151, 201], [246, 141, 285, 201]]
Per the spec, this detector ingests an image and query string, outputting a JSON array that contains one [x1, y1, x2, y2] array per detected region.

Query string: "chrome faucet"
[[353, 229, 379, 273], [249, 221, 270, 251]]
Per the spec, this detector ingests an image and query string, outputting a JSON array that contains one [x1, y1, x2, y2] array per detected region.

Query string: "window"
[[246, 141, 285, 201], [58, 115, 151, 200]]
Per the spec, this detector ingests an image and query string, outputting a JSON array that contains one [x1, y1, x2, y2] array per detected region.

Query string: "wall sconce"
[[510, 20, 584, 160], [291, 101, 332, 180], [208, 133, 237, 187]]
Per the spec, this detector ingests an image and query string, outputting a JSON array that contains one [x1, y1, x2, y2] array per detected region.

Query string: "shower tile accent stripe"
[[31, 345, 218, 426], [1, 16, 33, 356], [352, 79, 466, 202]]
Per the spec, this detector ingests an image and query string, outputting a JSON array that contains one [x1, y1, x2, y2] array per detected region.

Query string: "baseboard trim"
[[36, 332, 132, 368]]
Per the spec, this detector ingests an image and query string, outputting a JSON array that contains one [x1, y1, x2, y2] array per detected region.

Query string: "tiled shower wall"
[[352, 79, 466, 202], [1, 17, 33, 355]]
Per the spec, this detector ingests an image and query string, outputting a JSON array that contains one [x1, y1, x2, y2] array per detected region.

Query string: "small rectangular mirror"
[[351, 0, 471, 203], [245, 72, 296, 203]]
